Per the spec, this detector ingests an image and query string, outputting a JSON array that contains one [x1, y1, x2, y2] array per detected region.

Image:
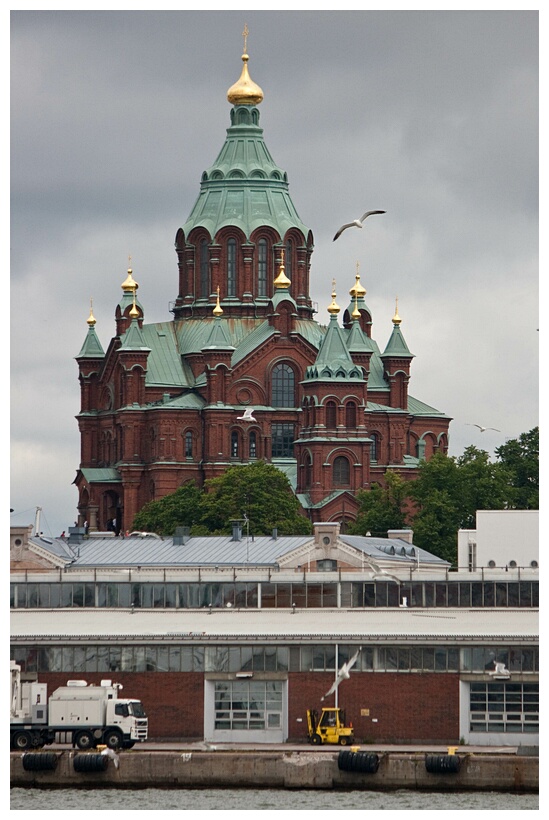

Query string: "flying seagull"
[[321, 647, 362, 700], [466, 424, 501, 433], [237, 408, 257, 422], [333, 210, 386, 241], [361, 554, 401, 583]]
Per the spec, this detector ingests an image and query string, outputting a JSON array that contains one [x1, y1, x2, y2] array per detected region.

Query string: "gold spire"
[[351, 293, 361, 320], [213, 286, 223, 316], [349, 262, 366, 298], [227, 25, 264, 106], [121, 256, 139, 293], [273, 249, 291, 289], [393, 296, 401, 325], [129, 291, 139, 319], [87, 298, 96, 326], [327, 279, 340, 315]]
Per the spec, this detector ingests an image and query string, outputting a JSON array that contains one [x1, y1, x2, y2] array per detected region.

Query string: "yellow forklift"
[[306, 707, 355, 746]]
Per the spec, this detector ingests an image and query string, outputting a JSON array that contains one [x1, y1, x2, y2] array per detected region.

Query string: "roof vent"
[[488, 560, 496, 568], [231, 521, 242, 542], [173, 526, 190, 546]]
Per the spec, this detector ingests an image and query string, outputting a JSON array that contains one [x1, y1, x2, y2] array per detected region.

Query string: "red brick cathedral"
[[74, 45, 450, 534]]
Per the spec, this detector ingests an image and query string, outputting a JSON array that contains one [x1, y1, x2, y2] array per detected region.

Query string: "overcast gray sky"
[[10, 9, 539, 538]]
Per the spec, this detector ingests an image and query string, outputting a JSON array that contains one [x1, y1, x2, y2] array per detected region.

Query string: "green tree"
[[132, 482, 203, 535], [198, 461, 311, 536], [495, 427, 539, 509], [348, 471, 409, 537]]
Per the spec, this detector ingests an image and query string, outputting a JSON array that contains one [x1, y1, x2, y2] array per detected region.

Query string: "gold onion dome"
[[273, 252, 291, 289], [213, 287, 223, 316], [129, 294, 140, 319], [122, 266, 139, 293], [349, 266, 367, 299], [351, 294, 361, 320], [87, 299, 96, 326], [393, 297, 402, 325], [327, 281, 340, 315], [227, 26, 263, 106]]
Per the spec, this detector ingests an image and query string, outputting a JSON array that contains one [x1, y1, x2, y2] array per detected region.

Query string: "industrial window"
[[227, 238, 237, 296], [271, 423, 294, 457], [257, 238, 268, 297], [469, 682, 539, 734], [200, 239, 209, 297], [272, 363, 295, 407], [214, 680, 283, 731], [333, 456, 350, 487]]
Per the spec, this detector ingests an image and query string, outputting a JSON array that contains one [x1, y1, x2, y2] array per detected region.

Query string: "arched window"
[[200, 239, 209, 297], [304, 453, 312, 489], [185, 431, 193, 458], [272, 363, 295, 407], [249, 431, 257, 459], [326, 401, 337, 429], [370, 433, 379, 462], [333, 456, 350, 487], [285, 238, 293, 282], [257, 238, 268, 297], [227, 238, 237, 297], [345, 401, 357, 428], [231, 431, 240, 458]]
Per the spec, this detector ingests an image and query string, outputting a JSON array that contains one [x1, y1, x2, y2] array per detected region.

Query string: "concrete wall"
[[458, 510, 539, 570]]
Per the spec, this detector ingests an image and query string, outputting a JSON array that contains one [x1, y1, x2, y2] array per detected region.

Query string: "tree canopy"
[[132, 462, 311, 536]]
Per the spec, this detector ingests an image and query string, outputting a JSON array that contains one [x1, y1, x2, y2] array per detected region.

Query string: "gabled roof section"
[[304, 315, 364, 382], [76, 324, 105, 359], [119, 318, 151, 352], [381, 322, 414, 358]]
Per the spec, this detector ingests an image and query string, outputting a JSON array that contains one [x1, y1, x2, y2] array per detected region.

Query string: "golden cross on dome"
[[242, 24, 249, 53]]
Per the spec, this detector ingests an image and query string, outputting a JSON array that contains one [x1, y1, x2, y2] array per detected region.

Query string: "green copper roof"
[[181, 105, 310, 241], [381, 323, 414, 358], [201, 316, 236, 351], [76, 325, 105, 359], [304, 314, 364, 382], [345, 319, 376, 354], [119, 319, 151, 352]]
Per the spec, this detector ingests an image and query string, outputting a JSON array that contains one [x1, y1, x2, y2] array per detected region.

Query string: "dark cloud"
[[10, 10, 539, 537]]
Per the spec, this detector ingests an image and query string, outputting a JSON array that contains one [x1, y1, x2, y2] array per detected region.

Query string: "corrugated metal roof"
[[10, 608, 538, 643]]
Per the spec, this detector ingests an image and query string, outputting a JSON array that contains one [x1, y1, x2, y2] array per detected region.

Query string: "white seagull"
[[466, 424, 501, 433], [362, 554, 401, 583], [237, 408, 257, 422], [333, 210, 386, 241], [321, 647, 362, 700]]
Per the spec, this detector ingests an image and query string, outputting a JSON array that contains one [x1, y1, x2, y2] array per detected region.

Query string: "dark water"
[[10, 788, 539, 811]]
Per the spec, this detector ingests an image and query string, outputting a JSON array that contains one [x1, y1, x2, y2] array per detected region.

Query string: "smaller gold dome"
[[213, 287, 223, 316], [393, 297, 401, 325], [122, 267, 139, 293], [327, 280, 340, 315], [349, 264, 367, 298], [227, 27, 263, 106], [351, 294, 361, 320], [273, 251, 291, 289], [87, 299, 96, 326], [129, 294, 140, 319]]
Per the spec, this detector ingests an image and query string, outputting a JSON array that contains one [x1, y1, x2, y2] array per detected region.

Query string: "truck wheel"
[[122, 741, 135, 750], [311, 733, 322, 745], [75, 731, 94, 750], [103, 729, 122, 750], [13, 731, 32, 751]]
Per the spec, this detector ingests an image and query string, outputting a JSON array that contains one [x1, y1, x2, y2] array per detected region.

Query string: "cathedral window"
[[227, 238, 237, 297], [185, 431, 193, 458], [249, 431, 257, 459], [257, 238, 268, 297], [326, 401, 337, 429], [271, 423, 294, 457], [303, 454, 312, 489], [345, 401, 357, 428], [333, 456, 350, 487], [231, 430, 240, 458], [272, 363, 295, 407], [200, 239, 209, 297], [285, 238, 293, 281], [370, 433, 379, 462]]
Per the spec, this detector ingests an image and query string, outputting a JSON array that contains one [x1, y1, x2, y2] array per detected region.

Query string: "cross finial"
[[356, 260, 359, 276], [242, 24, 249, 53]]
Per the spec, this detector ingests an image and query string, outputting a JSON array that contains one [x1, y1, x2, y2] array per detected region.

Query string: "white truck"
[[10, 660, 148, 751]]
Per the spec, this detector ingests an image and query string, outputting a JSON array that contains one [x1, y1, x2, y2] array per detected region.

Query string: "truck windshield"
[[129, 701, 146, 717]]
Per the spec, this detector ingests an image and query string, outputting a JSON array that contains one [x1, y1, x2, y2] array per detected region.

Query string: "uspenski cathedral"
[[74, 38, 450, 534]]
